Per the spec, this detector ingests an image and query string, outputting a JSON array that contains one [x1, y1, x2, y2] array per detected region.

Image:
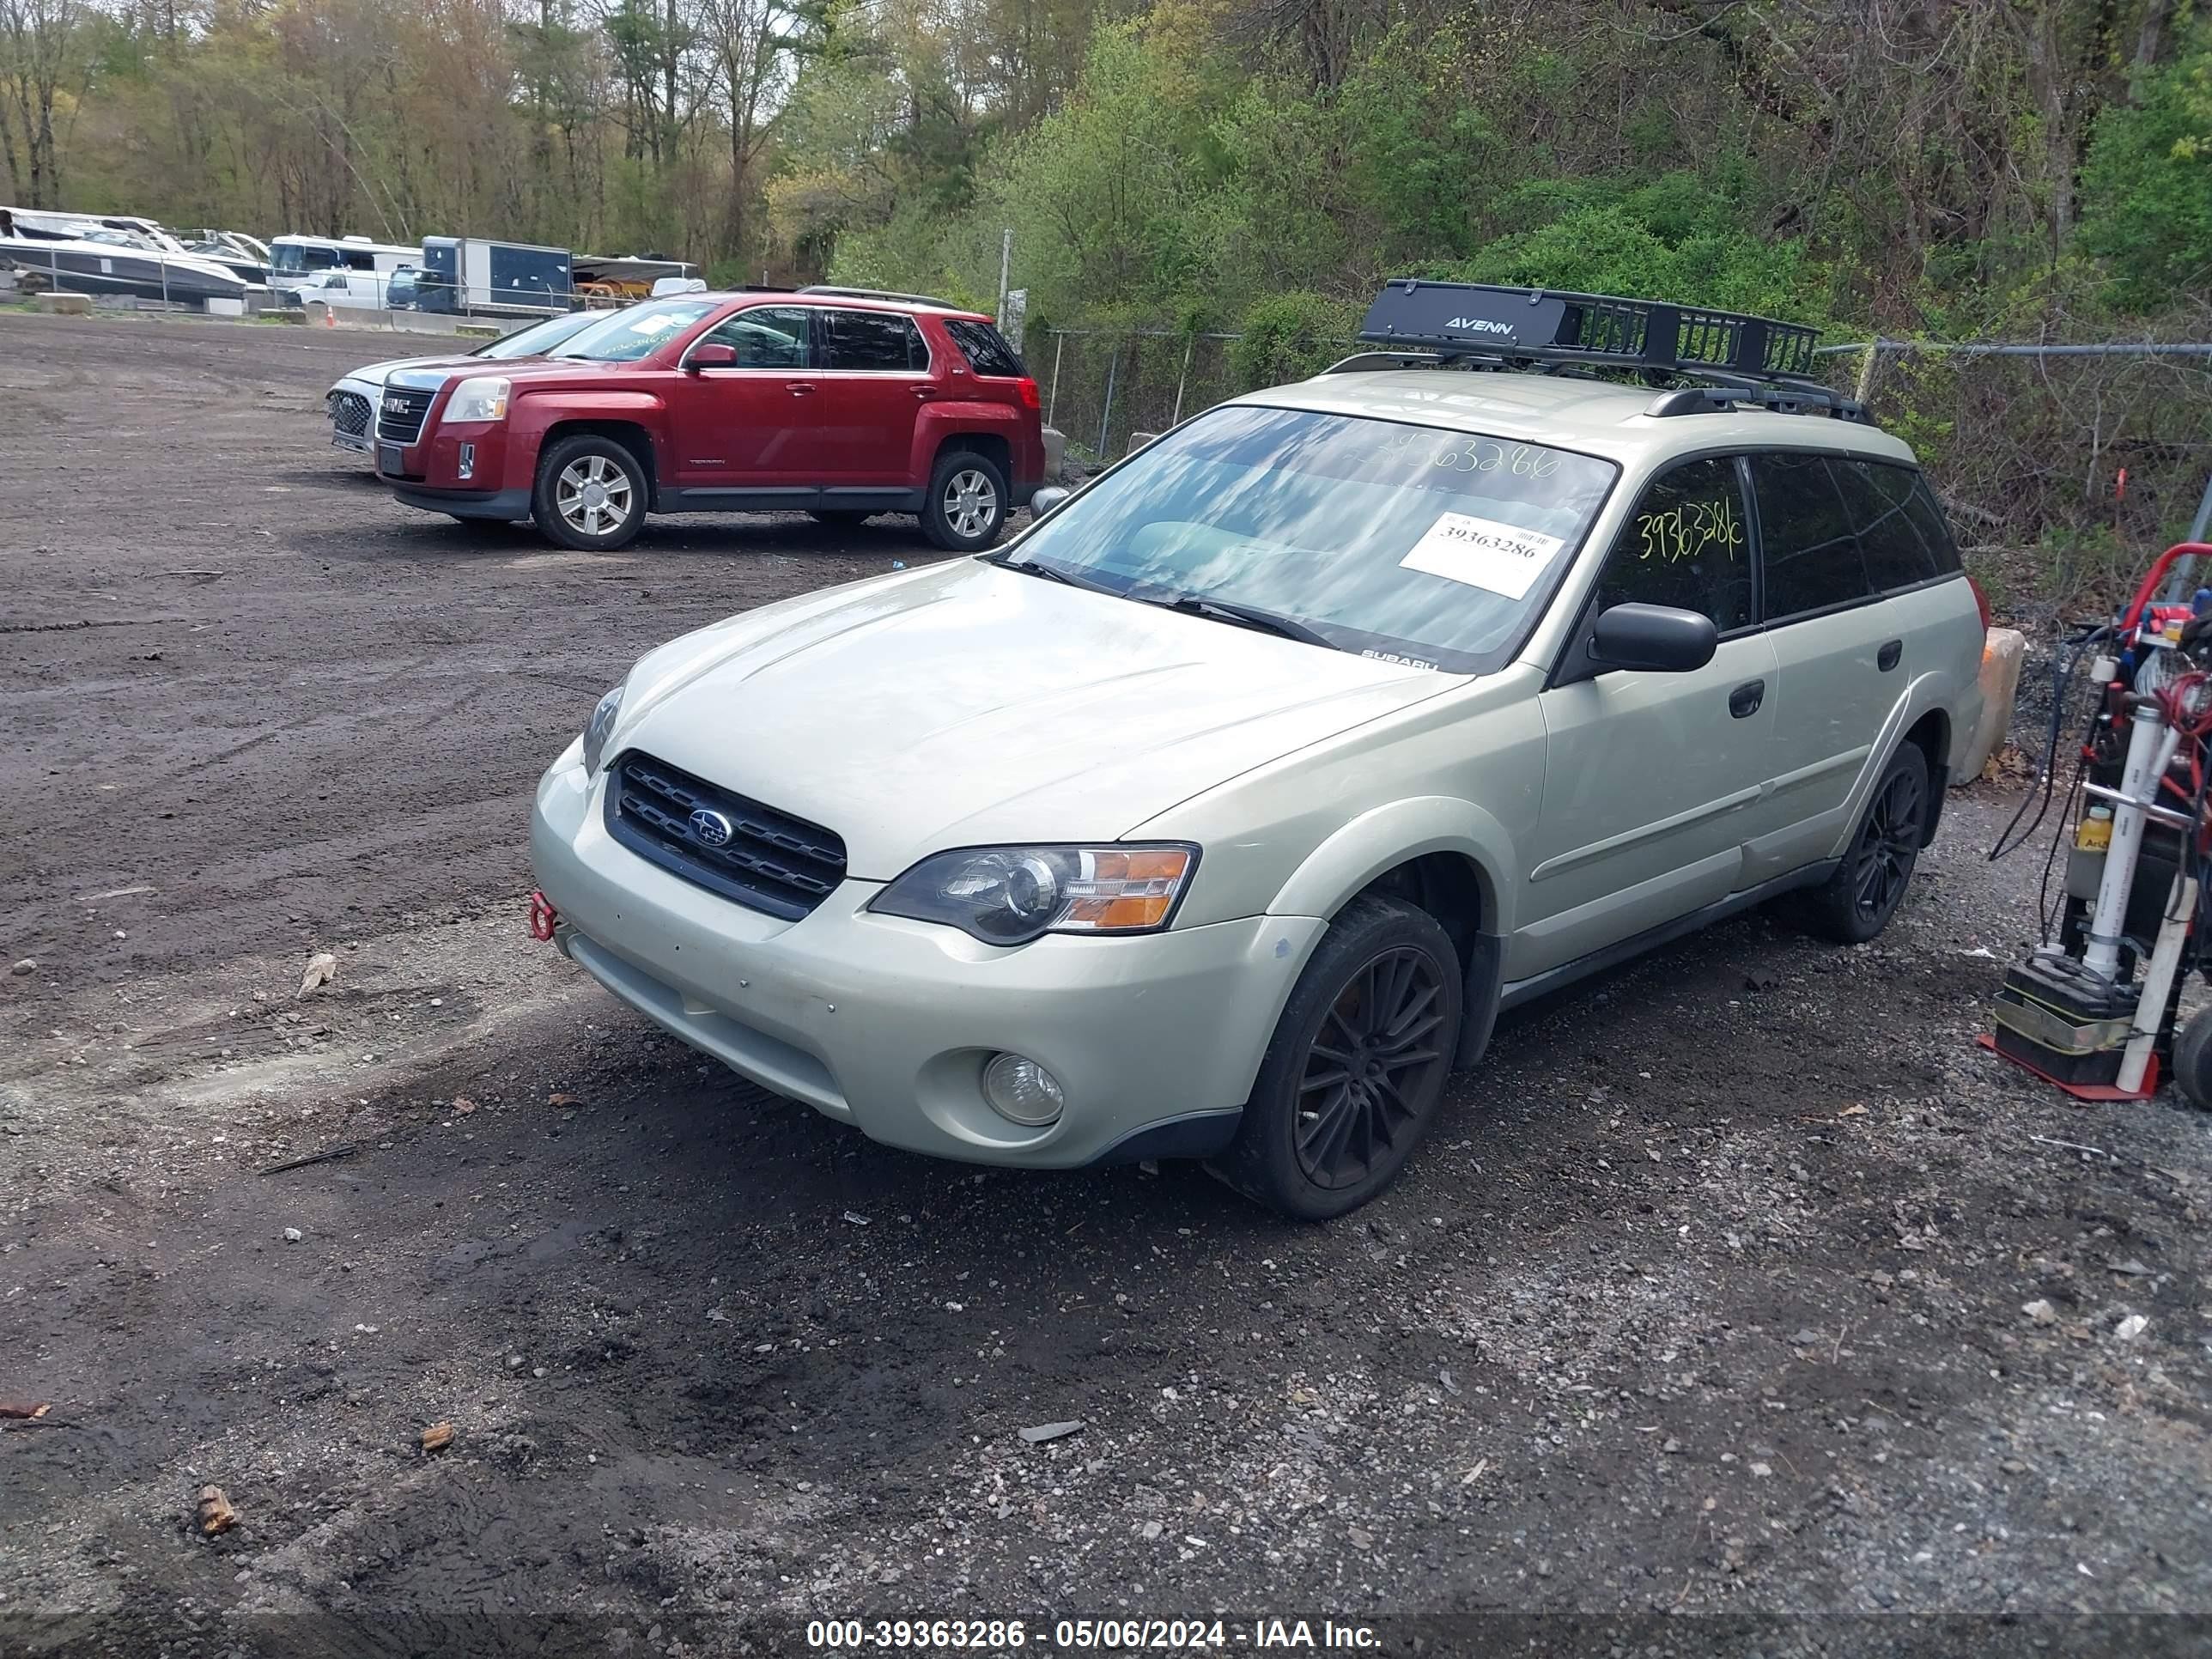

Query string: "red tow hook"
[[528, 890, 560, 942]]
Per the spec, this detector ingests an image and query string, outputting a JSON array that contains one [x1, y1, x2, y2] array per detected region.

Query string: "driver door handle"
[[784, 381, 817, 398], [1729, 679, 1765, 720]]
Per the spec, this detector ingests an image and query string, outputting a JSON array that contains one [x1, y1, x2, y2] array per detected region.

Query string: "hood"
[[610, 558, 1454, 879], [386, 356, 636, 395], [343, 353, 483, 389]]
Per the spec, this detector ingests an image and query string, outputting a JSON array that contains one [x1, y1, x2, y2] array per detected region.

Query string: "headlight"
[[581, 682, 625, 775], [871, 844, 1198, 945], [446, 375, 511, 423]]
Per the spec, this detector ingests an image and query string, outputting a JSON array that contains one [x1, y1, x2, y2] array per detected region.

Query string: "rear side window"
[[823, 309, 927, 372], [1831, 459, 1939, 591], [1902, 474, 1964, 574], [1751, 453, 1871, 620], [1593, 457, 1753, 632], [943, 319, 1025, 377]]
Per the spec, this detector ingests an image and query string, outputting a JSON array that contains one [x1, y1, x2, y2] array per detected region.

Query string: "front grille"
[[377, 386, 433, 444], [605, 751, 848, 921], [328, 390, 371, 437]]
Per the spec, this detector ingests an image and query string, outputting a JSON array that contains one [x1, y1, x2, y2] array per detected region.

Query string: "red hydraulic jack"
[[1984, 541, 2212, 1108], [528, 890, 560, 942]]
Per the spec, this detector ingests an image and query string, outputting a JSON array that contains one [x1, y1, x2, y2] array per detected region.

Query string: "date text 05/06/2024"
[[804, 1618, 1382, 1649]]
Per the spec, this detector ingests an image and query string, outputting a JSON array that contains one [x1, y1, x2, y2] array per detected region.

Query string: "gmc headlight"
[[581, 682, 625, 776], [871, 844, 1198, 945], [447, 375, 511, 423]]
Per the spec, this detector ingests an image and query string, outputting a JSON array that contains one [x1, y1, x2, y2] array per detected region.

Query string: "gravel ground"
[[3, 313, 2209, 1659]]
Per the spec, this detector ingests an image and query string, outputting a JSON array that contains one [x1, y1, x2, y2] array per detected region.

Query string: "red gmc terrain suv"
[[372, 286, 1046, 552]]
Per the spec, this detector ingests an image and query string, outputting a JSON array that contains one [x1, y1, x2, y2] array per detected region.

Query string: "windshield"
[[273, 243, 335, 273], [1011, 404, 1617, 673], [477, 309, 599, 358], [549, 297, 719, 362]]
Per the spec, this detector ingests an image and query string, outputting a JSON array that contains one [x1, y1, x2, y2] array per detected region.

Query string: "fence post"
[[2165, 471, 2212, 598], [1046, 331, 1065, 428], [1854, 340, 1885, 405], [1170, 333, 1195, 428], [1097, 344, 1120, 461]]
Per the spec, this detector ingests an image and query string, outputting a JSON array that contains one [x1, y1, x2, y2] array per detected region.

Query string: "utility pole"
[[995, 228, 1012, 325]]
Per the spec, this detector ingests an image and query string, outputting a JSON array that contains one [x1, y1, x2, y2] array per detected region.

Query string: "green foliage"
[[1432, 175, 1834, 325], [1227, 292, 1361, 388], [2079, 17, 2212, 308]]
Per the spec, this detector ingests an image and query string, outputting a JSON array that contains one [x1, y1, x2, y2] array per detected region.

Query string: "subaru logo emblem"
[[689, 808, 734, 848]]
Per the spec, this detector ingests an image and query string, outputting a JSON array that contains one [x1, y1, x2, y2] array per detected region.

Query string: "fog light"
[[458, 441, 476, 480], [981, 1053, 1064, 1127]]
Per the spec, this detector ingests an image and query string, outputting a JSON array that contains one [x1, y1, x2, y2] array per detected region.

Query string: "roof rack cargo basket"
[[798, 284, 963, 311], [1356, 280, 1822, 383]]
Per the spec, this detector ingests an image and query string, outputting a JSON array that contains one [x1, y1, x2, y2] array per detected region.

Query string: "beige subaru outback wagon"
[[530, 283, 1986, 1218]]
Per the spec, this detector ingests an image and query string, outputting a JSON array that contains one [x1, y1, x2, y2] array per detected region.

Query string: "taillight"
[[1015, 376, 1041, 411], [1968, 574, 1993, 631]]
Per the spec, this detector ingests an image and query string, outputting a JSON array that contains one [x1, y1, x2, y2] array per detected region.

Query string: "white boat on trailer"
[[2, 210, 264, 307]]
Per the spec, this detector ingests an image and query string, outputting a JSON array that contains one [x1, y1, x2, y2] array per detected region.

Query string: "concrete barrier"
[[1957, 626, 2027, 784], [1041, 427, 1068, 483], [1127, 430, 1160, 456], [30, 292, 91, 316]]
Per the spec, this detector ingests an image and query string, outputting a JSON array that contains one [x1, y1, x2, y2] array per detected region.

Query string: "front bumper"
[[529, 750, 1319, 1167], [392, 483, 532, 520]]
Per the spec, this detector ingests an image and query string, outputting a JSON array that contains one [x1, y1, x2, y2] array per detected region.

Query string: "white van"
[[270, 234, 420, 301]]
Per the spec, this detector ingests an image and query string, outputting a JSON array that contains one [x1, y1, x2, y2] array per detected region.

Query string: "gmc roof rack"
[[798, 284, 964, 311], [1332, 280, 1869, 422]]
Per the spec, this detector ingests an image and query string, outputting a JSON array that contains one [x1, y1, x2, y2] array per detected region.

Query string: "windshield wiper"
[[1153, 593, 1337, 650], [985, 552, 1115, 593]]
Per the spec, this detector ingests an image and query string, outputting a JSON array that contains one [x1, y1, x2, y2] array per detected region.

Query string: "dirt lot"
[[3, 311, 2210, 1658]]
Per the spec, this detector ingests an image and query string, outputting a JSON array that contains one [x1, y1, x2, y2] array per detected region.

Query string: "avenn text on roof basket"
[[1357, 279, 1821, 381]]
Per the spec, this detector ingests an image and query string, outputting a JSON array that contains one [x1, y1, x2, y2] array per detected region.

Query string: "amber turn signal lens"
[[1057, 847, 1194, 933]]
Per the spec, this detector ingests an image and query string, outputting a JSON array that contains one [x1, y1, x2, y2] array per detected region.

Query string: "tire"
[[1207, 894, 1463, 1220], [531, 434, 648, 551], [809, 509, 874, 528], [2172, 1011, 2212, 1111], [920, 448, 1008, 551], [1798, 743, 1929, 943]]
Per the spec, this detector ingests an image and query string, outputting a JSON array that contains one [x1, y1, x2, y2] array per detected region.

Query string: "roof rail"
[[1643, 382, 1871, 424], [1318, 349, 1445, 375], [1347, 280, 1872, 417], [798, 284, 964, 311]]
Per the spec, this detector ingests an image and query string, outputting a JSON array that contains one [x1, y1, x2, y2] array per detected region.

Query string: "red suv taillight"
[[1015, 376, 1041, 411], [1967, 574, 1992, 631]]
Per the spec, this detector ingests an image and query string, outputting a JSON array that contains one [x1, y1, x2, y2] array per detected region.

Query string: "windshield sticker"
[[1398, 512, 1566, 599]]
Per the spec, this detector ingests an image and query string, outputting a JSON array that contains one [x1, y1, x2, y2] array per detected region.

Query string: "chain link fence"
[[1040, 329, 1277, 466]]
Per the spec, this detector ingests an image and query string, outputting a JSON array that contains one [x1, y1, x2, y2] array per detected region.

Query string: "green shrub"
[[1228, 292, 1361, 388]]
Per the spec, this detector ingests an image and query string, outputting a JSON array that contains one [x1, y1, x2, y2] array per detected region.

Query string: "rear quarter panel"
[[912, 401, 1037, 490]]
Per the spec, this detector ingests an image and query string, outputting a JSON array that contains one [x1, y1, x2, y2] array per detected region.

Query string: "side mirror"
[[1030, 485, 1073, 520], [1587, 602, 1718, 673], [688, 343, 738, 371]]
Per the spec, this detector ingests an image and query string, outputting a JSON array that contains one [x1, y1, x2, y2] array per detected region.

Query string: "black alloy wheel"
[[1850, 763, 1924, 928], [1293, 946, 1450, 1191], [1797, 742, 1929, 944], [1210, 893, 1465, 1219]]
